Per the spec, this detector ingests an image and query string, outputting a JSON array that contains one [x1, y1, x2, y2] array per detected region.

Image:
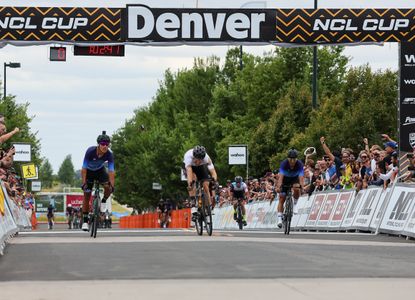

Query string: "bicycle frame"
[[283, 188, 294, 235], [194, 180, 213, 236], [89, 181, 101, 238]]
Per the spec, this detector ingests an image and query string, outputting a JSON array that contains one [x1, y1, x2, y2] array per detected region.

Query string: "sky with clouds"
[[0, 0, 412, 172]]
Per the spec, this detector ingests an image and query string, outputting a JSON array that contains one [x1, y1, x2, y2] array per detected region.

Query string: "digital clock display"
[[50, 47, 66, 61], [74, 45, 125, 57]]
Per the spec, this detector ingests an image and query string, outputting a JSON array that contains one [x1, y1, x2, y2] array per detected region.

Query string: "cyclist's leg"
[[232, 199, 237, 220], [202, 180, 211, 207], [97, 167, 112, 211], [82, 170, 94, 230], [186, 166, 196, 203], [292, 181, 301, 214]]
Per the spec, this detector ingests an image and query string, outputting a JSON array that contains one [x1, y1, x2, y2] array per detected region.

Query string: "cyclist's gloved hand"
[[81, 183, 88, 192]]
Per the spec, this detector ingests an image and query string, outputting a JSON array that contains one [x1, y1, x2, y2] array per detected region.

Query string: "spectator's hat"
[[391, 151, 398, 158], [384, 141, 398, 149]]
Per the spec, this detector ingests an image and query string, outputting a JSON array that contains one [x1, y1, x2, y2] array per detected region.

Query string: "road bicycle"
[[234, 198, 245, 230], [89, 181, 101, 238], [194, 180, 213, 236], [283, 186, 294, 235]]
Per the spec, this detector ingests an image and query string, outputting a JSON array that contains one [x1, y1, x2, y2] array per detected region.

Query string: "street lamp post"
[[312, 0, 318, 109], [3, 62, 21, 99]]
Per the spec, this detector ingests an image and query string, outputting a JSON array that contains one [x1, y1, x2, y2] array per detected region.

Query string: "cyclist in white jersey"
[[183, 146, 218, 219], [230, 176, 249, 226]]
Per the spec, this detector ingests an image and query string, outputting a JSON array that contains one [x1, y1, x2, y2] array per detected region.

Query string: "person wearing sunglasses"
[[81, 131, 115, 231]]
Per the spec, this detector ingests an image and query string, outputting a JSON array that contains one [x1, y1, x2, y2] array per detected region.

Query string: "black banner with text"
[[400, 42, 415, 154], [1, 6, 415, 45]]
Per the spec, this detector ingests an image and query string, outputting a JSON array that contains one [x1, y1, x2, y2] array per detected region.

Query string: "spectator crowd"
[[0, 113, 35, 220], [179, 134, 415, 209]]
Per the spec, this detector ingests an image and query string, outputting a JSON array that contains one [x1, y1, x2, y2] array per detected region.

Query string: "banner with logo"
[[369, 188, 392, 231], [1, 7, 415, 46], [352, 188, 382, 231], [379, 185, 415, 234], [328, 191, 354, 229], [316, 193, 339, 228], [305, 194, 326, 228], [296, 194, 315, 229], [228, 145, 247, 165], [340, 189, 366, 230], [400, 42, 415, 160]]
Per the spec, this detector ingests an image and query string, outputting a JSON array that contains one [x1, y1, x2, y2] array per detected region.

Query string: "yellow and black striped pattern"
[[0, 7, 121, 42], [276, 8, 415, 44]]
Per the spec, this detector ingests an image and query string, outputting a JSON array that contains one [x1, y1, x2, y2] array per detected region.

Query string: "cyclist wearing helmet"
[[81, 131, 115, 231], [183, 146, 218, 219], [230, 176, 249, 226], [275, 149, 304, 228]]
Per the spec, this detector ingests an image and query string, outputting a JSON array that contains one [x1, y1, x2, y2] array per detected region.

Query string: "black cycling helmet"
[[235, 176, 243, 183], [193, 145, 206, 160], [287, 148, 298, 159], [97, 131, 111, 144]]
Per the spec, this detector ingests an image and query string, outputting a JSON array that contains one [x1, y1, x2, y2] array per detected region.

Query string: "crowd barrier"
[[0, 182, 32, 255], [120, 208, 191, 229], [212, 182, 415, 239]]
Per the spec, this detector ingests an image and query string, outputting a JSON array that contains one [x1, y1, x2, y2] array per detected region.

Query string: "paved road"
[[1, 227, 414, 299]]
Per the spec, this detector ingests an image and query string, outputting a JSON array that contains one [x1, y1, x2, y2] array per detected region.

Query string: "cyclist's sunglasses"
[[99, 141, 110, 146]]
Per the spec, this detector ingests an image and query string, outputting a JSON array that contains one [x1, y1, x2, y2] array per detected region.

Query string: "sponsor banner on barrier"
[[340, 190, 366, 230], [369, 188, 391, 231], [328, 191, 354, 229], [291, 195, 309, 228], [296, 194, 315, 229], [352, 188, 383, 231], [305, 194, 326, 228], [257, 201, 278, 229], [402, 200, 415, 238], [316, 193, 339, 228], [379, 185, 415, 234]]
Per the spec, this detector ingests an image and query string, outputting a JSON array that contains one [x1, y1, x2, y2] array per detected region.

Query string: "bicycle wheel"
[[284, 194, 293, 235], [195, 210, 203, 236], [90, 215, 95, 237], [237, 205, 243, 230], [93, 196, 100, 238], [202, 195, 213, 236]]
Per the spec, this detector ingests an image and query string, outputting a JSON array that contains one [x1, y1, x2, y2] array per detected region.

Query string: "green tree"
[[58, 155, 75, 185], [39, 159, 54, 188]]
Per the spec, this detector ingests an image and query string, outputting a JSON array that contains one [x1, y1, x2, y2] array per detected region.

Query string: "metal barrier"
[[0, 182, 32, 255], [212, 181, 415, 239]]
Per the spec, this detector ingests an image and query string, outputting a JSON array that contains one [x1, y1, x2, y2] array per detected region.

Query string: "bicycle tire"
[[90, 215, 95, 237], [284, 193, 293, 235], [202, 194, 213, 236], [237, 205, 243, 230], [93, 195, 100, 238]]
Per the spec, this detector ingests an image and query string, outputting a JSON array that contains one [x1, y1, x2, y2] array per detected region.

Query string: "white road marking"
[[10, 234, 415, 247], [0, 279, 414, 300]]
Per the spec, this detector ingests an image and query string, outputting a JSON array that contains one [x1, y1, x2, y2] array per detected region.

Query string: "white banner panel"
[[316, 193, 339, 228], [12, 143, 31, 162], [369, 188, 392, 232], [402, 200, 415, 238], [296, 194, 315, 229], [291, 195, 309, 228], [305, 194, 327, 228], [379, 186, 415, 234], [340, 190, 366, 230], [328, 191, 354, 229], [31, 181, 41, 192], [352, 188, 382, 231], [228, 146, 247, 165]]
